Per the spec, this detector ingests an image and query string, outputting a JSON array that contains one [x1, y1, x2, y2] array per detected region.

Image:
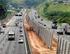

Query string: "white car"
[[65, 25, 70, 35], [18, 39, 24, 44], [56, 26, 64, 35], [52, 23, 57, 29]]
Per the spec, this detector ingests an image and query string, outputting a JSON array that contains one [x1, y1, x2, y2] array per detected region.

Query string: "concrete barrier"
[[39, 26, 53, 48], [23, 22, 32, 54]]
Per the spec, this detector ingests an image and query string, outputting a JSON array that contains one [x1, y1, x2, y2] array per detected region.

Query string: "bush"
[[42, 3, 70, 24], [0, 3, 7, 20]]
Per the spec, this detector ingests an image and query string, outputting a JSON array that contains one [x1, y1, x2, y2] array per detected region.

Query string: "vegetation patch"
[[37, 3, 70, 24], [0, 3, 7, 20]]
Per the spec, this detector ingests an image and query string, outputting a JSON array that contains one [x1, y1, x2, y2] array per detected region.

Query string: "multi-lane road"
[[0, 12, 28, 54]]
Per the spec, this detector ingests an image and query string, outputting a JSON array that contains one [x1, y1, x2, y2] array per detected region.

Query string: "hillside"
[[37, 3, 70, 24]]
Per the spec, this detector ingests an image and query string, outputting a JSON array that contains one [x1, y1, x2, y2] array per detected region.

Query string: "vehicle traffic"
[[20, 34, 24, 37], [0, 27, 4, 34], [15, 13, 22, 16], [1, 24, 6, 28], [18, 39, 24, 44], [64, 25, 70, 35], [52, 23, 57, 29], [56, 26, 64, 35], [8, 31, 15, 41]]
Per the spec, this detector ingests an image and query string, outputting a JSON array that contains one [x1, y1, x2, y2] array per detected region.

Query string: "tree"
[[0, 0, 8, 20]]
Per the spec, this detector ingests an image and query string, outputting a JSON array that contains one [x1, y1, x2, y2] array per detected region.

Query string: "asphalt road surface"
[[0, 13, 27, 54]]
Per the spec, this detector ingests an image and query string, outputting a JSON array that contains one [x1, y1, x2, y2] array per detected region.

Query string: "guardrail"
[[23, 22, 32, 54]]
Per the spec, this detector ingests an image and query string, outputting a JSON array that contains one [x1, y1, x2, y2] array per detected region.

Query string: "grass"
[[37, 2, 45, 16], [37, 3, 70, 24], [47, 3, 70, 12]]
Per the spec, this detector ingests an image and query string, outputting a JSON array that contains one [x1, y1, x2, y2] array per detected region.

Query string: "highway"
[[0, 9, 61, 54], [0, 12, 27, 54]]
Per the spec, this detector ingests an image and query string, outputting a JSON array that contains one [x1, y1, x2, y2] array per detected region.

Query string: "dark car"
[[38, 16, 40, 18], [19, 30, 22, 32], [15, 22, 18, 26], [19, 26, 22, 29], [2, 24, 6, 28], [15, 13, 22, 16], [8, 31, 15, 41], [20, 34, 23, 37], [19, 14, 22, 16], [52, 24, 57, 29]]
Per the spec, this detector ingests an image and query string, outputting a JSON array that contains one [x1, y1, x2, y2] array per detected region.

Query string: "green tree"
[[0, 0, 7, 20]]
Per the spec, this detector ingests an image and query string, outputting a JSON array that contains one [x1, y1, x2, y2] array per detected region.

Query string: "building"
[[57, 35, 70, 54]]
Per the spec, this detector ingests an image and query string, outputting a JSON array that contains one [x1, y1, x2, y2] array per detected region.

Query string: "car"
[[52, 24, 57, 29], [18, 39, 24, 44], [19, 29, 22, 33], [38, 16, 40, 18], [15, 24, 18, 26], [8, 31, 15, 41], [15, 13, 22, 16], [15, 22, 18, 26], [19, 14, 22, 16], [20, 20, 23, 22], [19, 26, 22, 29], [0, 29, 4, 34], [64, 25, 70, 35], [20, 34, 23, 37], [56, 26, 64, 35], [41, 19, 43, 21], [2, 24, 6, 28], [15, 14, 18, 16]]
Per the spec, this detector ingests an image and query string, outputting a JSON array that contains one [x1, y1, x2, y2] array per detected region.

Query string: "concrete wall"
[[57, 36, 70, 54], [27, 14, 53, 48]]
